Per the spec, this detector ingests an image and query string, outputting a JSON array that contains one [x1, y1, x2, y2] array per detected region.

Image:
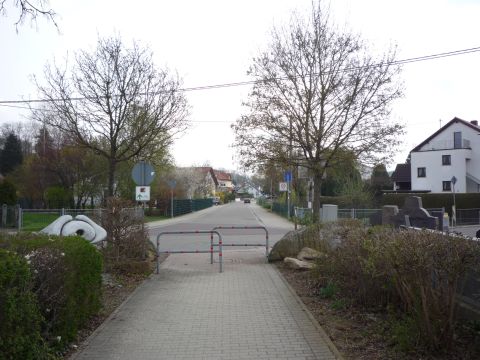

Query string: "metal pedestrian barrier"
[[156, 230, 223, 273], [210, 226, 269, 263]]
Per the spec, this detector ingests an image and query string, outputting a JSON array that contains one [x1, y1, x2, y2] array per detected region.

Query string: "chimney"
[[471, 120, 479, 126]]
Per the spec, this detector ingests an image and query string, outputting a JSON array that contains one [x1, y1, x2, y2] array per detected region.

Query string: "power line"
[[0, 103, 235, 123], [0, 46, 479, 106]]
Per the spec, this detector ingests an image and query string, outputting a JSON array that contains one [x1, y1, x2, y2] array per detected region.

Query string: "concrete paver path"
[[72, 248, 339, 359]]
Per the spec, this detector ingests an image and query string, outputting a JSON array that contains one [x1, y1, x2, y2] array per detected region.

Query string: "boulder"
[[297, 247, 325, 261], [284, 257, 315, 270], [268, 228, 309, 262]]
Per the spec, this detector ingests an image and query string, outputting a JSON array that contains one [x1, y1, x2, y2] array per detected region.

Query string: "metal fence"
[[0, 205, 21, 229], [456, 208, 480, 225], [337, 209, 381, 224], [169, 199, 213, 217]]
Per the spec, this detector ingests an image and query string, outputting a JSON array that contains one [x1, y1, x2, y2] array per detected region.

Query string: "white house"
[[410, 117, 480, 193]]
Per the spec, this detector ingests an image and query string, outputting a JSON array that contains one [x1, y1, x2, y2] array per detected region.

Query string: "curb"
[[271, 264, 345, 360], [68, 268, 163, 359]]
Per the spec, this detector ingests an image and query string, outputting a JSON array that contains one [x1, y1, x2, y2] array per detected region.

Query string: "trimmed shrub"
[[0, 249, 50, 359], [0, 233, 103, 348]]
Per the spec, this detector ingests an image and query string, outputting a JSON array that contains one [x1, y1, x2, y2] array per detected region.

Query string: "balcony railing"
[[421, 139, 471, 151]]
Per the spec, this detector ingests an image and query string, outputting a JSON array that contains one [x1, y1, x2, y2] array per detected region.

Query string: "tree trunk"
[[312, 171, 323, 222], [108, 159, 116, 197]]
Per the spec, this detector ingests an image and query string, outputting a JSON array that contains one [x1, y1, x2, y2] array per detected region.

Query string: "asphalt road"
[[147, 201, 295, 253]]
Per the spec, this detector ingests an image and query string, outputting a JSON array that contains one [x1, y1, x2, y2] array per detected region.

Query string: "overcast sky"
[[1, 0, 480, 172]]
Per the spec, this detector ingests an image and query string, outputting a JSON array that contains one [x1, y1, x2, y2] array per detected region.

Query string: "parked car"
[[243, 198, 251, 203]]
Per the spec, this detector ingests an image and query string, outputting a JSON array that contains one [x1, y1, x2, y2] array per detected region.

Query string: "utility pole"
[[288, 118, 292, 219]]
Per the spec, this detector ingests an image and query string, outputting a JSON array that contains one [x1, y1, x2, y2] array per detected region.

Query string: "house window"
[[417, 167, 426, 178], [443, 181, 451, 191], [454, 131, 462, 149], [442, 155, 451, 165]]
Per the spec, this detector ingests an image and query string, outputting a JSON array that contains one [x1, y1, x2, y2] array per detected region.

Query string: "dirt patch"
[[275, 262, 480, 360]]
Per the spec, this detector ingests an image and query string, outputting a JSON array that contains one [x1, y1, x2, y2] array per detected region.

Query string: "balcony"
[[421, 139, 471, 151]]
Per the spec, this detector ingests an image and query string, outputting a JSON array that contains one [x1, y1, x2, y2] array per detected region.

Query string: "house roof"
[[391, 163, 411, 182], [213, 170, 231, 182], [411, 117, 480, 152]]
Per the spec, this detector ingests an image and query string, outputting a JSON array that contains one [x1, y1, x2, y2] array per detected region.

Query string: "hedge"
[[0, 233, 103, 349], [0, 249, 51, 359]]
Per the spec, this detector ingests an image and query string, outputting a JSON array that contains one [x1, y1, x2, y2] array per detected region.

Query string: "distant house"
[[213, 170, 234, 193], [408, 117, 480, 193], [391, 163, 411, 191]]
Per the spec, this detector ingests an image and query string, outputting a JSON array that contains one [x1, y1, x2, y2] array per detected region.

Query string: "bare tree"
[[233, 2, 403, 219], [174, 166, 215, 199], [34, 36, 189, 196], [0, 0, 57, 29]]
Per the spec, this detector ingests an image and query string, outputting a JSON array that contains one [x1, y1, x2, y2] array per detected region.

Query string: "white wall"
[[411, 122, 480, 193], [411, 150, 468, 192]]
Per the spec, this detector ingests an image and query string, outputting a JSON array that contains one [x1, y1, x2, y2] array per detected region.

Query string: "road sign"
[[284, 171, 292, 183], [167, 180, 176, 189], [136, 186, 150, 201], [451, 176, 457, 185], [279, 182, 288, 192], [132, 161, 155, 186]]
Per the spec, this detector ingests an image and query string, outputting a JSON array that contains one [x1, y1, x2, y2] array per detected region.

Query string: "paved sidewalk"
[[72, 249, 340, 360]]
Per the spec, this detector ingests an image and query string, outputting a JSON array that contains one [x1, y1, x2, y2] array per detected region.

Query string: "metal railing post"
[[211, 226, 270, 263], [156, 230, 223, 273], [210, 232, 214, 264], [16, 206, 22, 230], [1, 204, 6, 228]]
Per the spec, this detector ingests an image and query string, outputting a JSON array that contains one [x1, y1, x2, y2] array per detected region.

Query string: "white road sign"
[[279, 182, 288, 192], [136, 186, 150, 201]]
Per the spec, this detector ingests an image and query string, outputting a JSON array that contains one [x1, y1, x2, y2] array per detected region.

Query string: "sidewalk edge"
[[271, 265, 345, 360], [68, 271, 159, 359]]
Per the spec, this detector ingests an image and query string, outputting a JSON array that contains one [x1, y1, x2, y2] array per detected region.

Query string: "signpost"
[[132, 161, 155, 186], [284, 171, 292, 218], [135, 186, 150, 201], [131, 161, 155, 260], [451, 175, 457, 227], [167, 180, 176, 218], [279, 182, 288, 192], [132, 161, 155, 203]]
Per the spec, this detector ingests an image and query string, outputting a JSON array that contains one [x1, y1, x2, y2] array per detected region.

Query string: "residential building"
[[213, 170, 234, 193], [391, 163, 411, 191], [409, 117, 480, 193]]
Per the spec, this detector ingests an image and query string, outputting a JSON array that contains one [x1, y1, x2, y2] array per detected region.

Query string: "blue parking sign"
[[284, 171, 292, 182]]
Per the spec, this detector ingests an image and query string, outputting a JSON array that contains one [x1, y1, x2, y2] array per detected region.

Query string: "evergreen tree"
[[0, 133, 23, 174], [0, 180, 17, 205]]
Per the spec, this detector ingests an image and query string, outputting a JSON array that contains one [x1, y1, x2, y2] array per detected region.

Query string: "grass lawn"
[[20, 212, 168, 231], [22, 212, 60, 232], [145, 215, 169, 222]]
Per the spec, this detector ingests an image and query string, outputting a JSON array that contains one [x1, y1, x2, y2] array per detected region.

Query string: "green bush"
[[0, 233, 103, 348], [0, 249, 51, 359]]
